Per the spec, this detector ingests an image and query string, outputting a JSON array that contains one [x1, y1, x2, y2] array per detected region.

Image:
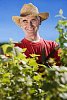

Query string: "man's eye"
[[22, 20, 28, 23], [32, 19, 37, 23], [32, 19, 36, 22]]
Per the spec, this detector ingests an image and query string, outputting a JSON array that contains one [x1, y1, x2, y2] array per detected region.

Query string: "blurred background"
[[0, 0, 67, 43]]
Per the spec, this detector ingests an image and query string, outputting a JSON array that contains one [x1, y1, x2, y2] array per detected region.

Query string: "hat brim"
[[12, 12, 49, 26], [38, 12, 49, 21]]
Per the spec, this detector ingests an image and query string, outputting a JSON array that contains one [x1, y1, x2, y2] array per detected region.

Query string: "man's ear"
[[38, 16, 42, 25]]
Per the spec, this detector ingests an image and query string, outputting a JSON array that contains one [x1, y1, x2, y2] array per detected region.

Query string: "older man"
[[12, 3, 61, 66]]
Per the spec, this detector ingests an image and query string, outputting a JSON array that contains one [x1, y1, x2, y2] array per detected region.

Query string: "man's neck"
[[25, 33, 40, 42]]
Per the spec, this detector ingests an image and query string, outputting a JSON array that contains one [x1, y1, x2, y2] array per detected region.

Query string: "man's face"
[[20, 15, 40, 35]]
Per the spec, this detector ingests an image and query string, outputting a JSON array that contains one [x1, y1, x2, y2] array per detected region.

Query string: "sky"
[[0, 0, 67, 42]]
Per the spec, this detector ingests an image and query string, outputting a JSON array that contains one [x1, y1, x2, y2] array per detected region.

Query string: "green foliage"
[[56, 19, 67, 66], [0, 10, 67, 100], [0, 41, 67, 100]]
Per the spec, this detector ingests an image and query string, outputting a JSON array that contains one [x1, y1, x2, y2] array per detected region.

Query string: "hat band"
[[20, 13, 39, 17], [20, 14, 28, 17], [20, 13, 34, 17]]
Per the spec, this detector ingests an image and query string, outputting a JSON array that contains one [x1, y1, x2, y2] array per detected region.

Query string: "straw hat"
[[12, 3, 49, 26]]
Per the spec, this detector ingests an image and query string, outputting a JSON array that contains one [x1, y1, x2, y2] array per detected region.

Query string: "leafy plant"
[[55, 10, 67, 66]]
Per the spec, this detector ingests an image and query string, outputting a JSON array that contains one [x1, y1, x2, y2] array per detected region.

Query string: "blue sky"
[[0, 0, 67, 42]]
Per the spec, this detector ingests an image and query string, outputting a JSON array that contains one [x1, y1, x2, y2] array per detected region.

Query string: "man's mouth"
[[27, 29, 34, 31]]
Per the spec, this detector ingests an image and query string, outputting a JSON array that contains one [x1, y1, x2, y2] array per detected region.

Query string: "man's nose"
[[28, 21, 33, 27]]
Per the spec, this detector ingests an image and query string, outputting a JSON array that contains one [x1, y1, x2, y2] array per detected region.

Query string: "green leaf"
[[1, 44, 11, 54], [1, 78, 10, 84], [3, 73, 10, 78], [33, 74, 42, 81]]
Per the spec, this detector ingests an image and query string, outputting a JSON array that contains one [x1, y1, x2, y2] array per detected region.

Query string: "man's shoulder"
[[42, 38, 54, 43], [14, 38, 28, 47], [42, 38, 58, 47], [42, 39, 55, 43]]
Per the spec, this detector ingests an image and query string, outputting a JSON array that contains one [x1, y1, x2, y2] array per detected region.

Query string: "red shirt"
[[15, 38, 60, 65]]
